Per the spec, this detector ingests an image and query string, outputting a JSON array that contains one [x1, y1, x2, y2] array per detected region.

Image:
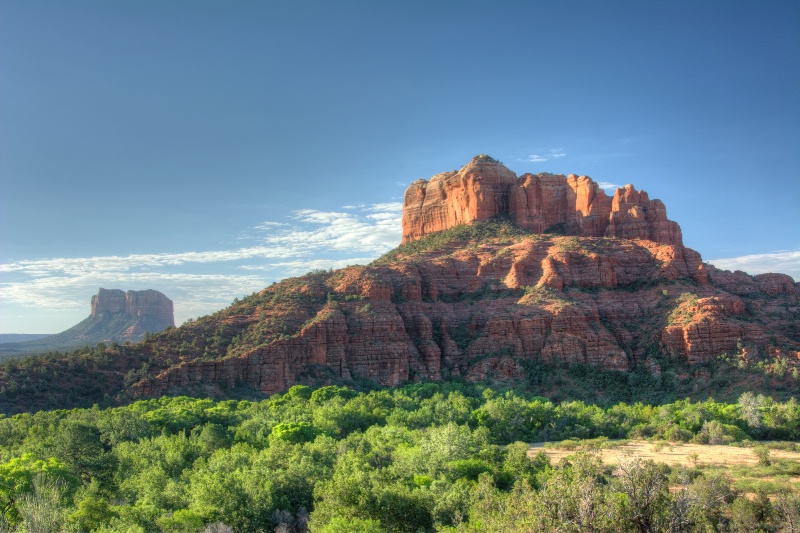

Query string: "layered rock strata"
[[0, 289, 176, 356], [135, 234, 799, 396]]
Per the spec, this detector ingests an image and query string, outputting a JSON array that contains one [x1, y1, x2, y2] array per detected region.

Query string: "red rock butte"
[[107, 157, 798, 398], [402, 154, 682, 247]]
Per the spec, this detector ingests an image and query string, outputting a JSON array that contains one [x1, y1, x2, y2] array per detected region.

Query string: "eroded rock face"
[[402, 155, 683, 246], [134, 235, 799, 397], [92, 288, 175, 328]]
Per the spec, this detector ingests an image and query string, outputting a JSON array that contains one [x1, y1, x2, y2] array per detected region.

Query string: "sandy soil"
[[529, 440, 800, 468]]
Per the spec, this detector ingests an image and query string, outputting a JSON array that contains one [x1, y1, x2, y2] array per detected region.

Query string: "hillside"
[[142, 218, 799, 392], [0, 157, 797, 413]]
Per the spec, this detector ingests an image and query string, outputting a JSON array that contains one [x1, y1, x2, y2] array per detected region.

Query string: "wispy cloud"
[[0, 203, 403, 329], [707, 250, 800, 281], [253, 221, 289, 230], [523, 148, 567, 163], [597, 181, 621, 191]]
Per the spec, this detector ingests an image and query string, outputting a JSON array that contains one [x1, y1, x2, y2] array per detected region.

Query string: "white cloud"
[[597, 181, 621, 191], [240, 257, 377, 276], [707, 250, 800, 281], [1, 203, 403, 330], [254, 221, 289, 230], [364, 202, 403, 213], [0, 247, 300, 276], [525, 148, 567, 163]]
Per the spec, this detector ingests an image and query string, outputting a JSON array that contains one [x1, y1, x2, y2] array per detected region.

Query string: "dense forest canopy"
[[0, 382, 798, 532]]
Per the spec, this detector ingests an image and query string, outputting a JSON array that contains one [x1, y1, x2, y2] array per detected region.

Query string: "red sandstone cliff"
[[402, 155, 682, 246], [0, 289, 176, 356]]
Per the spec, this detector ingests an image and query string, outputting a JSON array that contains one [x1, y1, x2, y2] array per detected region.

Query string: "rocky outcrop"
[[402, 155, 683, 246], [91, 288, 175, 329]]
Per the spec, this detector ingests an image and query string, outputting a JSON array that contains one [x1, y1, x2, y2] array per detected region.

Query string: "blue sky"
[[1, 0, 798, 334]]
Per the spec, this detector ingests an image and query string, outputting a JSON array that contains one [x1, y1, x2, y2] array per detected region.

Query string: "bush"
[[754, 446, 772, 466]]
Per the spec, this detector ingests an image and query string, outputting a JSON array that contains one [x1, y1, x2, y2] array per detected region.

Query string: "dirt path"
[[529, 440, 800, 468]]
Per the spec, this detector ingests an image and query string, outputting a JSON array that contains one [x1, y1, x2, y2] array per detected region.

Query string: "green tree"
[[269, 422, 321, 444], [613, 455, 670, 533], [774, 489, 800, 533], [314, 515, 383, 532], [687, 472, 735, 530], [729, 493, 775, 533], [195, 423, 230, 454], [69, 484, 119, 532], [537, 451, 618, 532], [187, 446, 274, 531], [50, 420, 116, 485]]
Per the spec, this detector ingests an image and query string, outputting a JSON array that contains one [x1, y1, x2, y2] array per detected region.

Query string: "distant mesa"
[[91, 288, 175, 329], [0, 288, 174, 358], [402, 155, 682, 246]]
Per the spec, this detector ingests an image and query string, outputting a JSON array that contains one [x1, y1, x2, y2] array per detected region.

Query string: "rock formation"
[[133, 219, 799, 397], [91, 288, 175, 329], [2, 157, 798, 409], [402, 155, 682, 246], [128, 158, 798, 397]]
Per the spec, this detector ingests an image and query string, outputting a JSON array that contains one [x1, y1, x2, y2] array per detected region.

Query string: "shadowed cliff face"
[[402, 155, 682, 246]]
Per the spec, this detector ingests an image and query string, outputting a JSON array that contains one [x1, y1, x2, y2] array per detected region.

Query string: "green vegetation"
[[0, 383, 797, 531], [372, 218, 531, 265], [667, 292, 700, 326], [2, 338, 798, 417]]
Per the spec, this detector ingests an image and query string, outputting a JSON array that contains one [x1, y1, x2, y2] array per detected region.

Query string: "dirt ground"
[[529, 440, 800, 468]]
